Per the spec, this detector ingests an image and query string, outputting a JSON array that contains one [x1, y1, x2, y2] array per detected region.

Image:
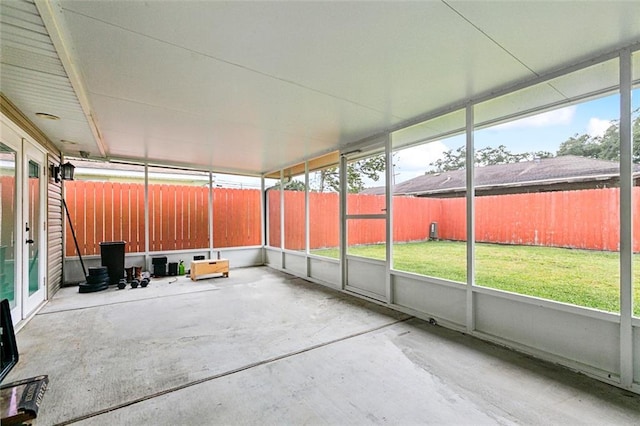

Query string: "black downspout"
[[63, 199, 86, 279]]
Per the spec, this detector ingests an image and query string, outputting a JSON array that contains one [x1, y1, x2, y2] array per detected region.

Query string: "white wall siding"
[[265, 248, 282, 269], [47, 157, 63, 296], [346, 257, 386, 300], [220, 248, 264, 269], [283, 251, 307, 277], [308, 257, 340, 289], [474, 292, 620, 376], [392, 274, 466, 327]]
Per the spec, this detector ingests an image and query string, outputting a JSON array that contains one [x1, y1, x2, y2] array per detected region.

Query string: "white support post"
[[280, 169, 285, 269], [305, 161, 310, 254], [305, 161, 310, 276], [208, 171, 214, 259], [385, 133, 393, 304], [466, 104, 476, 333], [144, 163, 149, 264], [340, 155, 347, 290], [619, 49, 633, 389], [261, 176, 265, 247]]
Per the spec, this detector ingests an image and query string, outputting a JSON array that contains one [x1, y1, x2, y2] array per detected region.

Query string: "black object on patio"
[[100, 241, 126, 285]]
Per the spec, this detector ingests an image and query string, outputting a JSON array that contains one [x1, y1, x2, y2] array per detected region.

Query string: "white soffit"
[[0, 0, 101, 156]]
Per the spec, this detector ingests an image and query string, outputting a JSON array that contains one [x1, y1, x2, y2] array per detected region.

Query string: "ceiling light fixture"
[[35, 112, 60, 120]]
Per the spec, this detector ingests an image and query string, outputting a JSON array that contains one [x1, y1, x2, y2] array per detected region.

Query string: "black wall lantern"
[[51, 161, 75, 183]]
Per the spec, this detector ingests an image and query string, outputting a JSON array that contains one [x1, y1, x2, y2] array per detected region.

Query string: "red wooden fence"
[[269, 188, 640, 252], [65, 182, 261, 256], [267, 190, 281, 248], [65, 181, 146, 256], [310, 191, 339, 249], [64, 181, 640, 256], [213, 187, 262, 248], [148, 183, 209, 251], [475, 189, 625, 252]]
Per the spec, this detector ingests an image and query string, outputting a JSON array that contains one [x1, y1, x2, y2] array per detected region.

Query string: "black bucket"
[[168, 262, 178, 276], [99, 241, 126, 285], [153, 264, 166, 277]]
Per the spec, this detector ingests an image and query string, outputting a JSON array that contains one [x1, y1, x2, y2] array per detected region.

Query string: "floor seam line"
[[36, 288, 221, 315], [53, 315, 412, 425]]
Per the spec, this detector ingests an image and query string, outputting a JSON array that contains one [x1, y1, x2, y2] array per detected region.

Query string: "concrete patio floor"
[[5, 266, 639, 425]]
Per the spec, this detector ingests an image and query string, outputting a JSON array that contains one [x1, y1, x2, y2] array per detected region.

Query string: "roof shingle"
[[361, 155, 638, 196]]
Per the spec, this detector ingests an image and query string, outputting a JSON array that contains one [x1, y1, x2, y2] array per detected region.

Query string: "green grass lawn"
[[313, 240, 640, 316]]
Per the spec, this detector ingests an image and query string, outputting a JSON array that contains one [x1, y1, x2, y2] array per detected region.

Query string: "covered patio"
[[8, 268, 639, 425], [1, 1, 640, 419]]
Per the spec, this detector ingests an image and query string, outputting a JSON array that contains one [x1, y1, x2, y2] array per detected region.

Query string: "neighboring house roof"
[[361, 155, 640, 196]]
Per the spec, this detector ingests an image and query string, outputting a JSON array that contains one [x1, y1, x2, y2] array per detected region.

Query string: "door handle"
[[26, 239, 34, 244]]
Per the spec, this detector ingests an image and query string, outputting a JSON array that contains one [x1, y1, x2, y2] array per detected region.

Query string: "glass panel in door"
[[27, 160, 40, 296], [0, 144, 17, 311], [23, 145, 45, 315]]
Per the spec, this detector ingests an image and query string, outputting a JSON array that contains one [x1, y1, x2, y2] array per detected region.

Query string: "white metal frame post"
[[144, 163, 149, 264], [339, 154, 347, 290], [465, 104, 476, 333], [280, 169, 285, 268], [305, 161, 310, 254], [305, 161, 310, 276], [260, 175, 266, 263], [619, 49, 633, 389], [208, 170, 214, 259], [385, 133, 393, 304]]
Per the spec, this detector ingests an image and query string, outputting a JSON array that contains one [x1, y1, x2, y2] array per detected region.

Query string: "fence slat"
[[137, 183, 145, 253], [62, 182, 640, 256]]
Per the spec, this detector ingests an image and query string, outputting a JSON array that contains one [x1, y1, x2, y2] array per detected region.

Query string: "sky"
[[392, 89, 640, 184]]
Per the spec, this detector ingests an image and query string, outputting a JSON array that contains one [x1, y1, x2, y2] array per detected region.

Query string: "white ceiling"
[[1, 0, 640, 175]]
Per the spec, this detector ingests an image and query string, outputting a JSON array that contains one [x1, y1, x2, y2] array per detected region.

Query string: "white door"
[[0, 139, 20, 322], [22, 141, 46, 316], [342, 144, 389, 302]]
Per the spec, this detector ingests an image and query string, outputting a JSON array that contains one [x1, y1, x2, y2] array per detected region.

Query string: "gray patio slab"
[[5, 267, 638, 425]]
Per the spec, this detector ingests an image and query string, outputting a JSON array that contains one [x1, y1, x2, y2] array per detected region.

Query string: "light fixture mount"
[[50, 161, 75, 183], [35, 112, 60, 120]]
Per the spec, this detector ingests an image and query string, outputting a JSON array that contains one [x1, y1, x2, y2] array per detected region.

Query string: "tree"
[[269, 178, 306, 191], [282, 179, 307, 191], [556, 108, 640, 163], [555, 133, 599, 158], [429, 108, 640, 173], [429, 144, 553, 173], [269, 154, 387, 194], [429, 146, 466, 172], [315, 154, 387, 193]]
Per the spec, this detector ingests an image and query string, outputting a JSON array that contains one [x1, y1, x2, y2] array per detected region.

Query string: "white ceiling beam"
[[34, 0, 107, 157]]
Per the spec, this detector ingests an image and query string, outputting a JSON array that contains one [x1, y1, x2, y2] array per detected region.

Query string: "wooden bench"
[[190, 259, 229, 281]]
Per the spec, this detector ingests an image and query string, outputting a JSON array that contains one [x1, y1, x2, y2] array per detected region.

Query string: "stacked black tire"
[[78, 266, 110, 293]]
